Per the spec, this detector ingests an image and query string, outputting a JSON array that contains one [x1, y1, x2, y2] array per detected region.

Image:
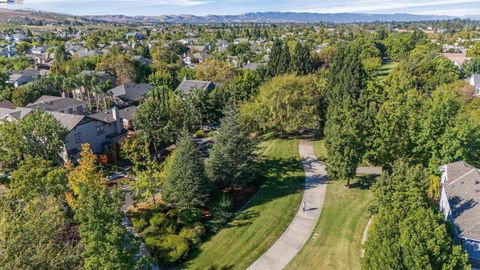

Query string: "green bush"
[[218, 192, 234, 212], [131, 217, 149, 232], [194, 130, 206, 138], [177, 207, 201, 226], [149, 213, 177, 234], [145, 235, 190, 264], [141, 225, 159, 237], [179, 223, 205, 246]]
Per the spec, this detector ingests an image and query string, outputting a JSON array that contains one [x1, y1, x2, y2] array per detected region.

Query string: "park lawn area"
[[377, 62, 398, 80], [183, 139, 305, 270], [285, 177, 374, 270]]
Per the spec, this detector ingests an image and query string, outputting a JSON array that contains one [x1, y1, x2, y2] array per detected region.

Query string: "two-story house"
[[26, 95, 88, 115]]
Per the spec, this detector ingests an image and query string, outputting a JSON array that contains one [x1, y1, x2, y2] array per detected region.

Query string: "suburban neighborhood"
[[0, 2, 480, 270]]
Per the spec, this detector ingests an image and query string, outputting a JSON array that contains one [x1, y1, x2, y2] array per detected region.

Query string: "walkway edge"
[[246, 140, 328, 270]]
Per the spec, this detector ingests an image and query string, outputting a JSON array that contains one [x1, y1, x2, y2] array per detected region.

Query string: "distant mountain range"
[[1, 8, 475, 25], [86, 12, 457, 24]]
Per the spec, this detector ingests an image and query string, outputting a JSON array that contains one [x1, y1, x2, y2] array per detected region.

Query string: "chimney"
[[112, 107, 123, 133]]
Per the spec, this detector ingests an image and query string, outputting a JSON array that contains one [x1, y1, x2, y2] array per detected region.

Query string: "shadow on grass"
[[349, 175, 376, 190]]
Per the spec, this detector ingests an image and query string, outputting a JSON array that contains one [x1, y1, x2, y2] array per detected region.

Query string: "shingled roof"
[[442, 161, 480, 241]]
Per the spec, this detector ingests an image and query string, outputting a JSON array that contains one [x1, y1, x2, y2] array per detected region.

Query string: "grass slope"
[[286, 177, 373, 270], [183, 139, 305, 270]]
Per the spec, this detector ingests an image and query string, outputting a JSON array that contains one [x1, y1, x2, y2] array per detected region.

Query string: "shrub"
[[141, 225, 159, 237], [177, 207, 201, 226], [131, 217, 149, 232], [194, 130, 206, 138], [179, 223, 205, 246], [217, 192, 234, 212], [149, 213, 177, 234], [145, 235, 190, 264]]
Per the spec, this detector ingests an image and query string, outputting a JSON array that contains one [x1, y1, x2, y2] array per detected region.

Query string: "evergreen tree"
[[293, 42, 313, 75], [206, 105, 257, 188], [162, 132, 211, 208], [267, 39, 283, 77], [324, 43, 367, 186]]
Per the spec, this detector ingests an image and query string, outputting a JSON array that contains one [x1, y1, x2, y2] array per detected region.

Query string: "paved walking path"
[[247, 140, 328, 270]]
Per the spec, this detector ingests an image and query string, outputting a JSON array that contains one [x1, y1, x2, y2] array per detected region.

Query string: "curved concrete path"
[[247, 140, 328, 270]]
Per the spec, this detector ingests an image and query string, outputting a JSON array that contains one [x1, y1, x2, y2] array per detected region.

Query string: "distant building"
[[439, 161, 480, 268], [176, 79, 216, 96], [132, 55, 152, 66], [441, 53, 471, 68]]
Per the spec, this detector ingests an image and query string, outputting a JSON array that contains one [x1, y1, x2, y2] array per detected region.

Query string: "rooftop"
[[442, 161, 480, 241]]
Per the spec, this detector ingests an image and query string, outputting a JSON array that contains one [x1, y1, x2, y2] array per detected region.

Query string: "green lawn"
[[313, 139, 328, 162], [377, 62, 398, 80], [285, 177, 374, 270], [183, 139, 305, 270]]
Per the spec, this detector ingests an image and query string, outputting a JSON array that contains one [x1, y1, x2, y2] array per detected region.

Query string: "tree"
[[206, 105, 257, 188], [293, 42, 314, 75], [131, 159, 162, 205], [96, 53, 136, 85], [466, 41, 480, 57], [0, 110, 67, 170], [134, 91, 176, 152], [51, 44, 67, 75], [67, 144, 107, 208], [75, 187, 138, 270], [15, 41, 31, 55], [162, 132, 211, 208], [241, 74, 325, 135], [194, 58, 238, 83], [362, 161, 470, 270], [9, 156, 68, 201], [0, 195, 82, 270], [462, 57, 480, 78], [324, 44, 368, 186]]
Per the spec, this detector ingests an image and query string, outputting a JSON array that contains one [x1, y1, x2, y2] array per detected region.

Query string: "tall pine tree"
[[206, 105, 257, 188], [162, 131, 211, 208], [324, 43, 367, 186]]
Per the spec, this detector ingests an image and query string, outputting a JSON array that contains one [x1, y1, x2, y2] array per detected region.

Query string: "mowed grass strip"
[[183, 139, 305, 270], [286, 177, 373, 270]]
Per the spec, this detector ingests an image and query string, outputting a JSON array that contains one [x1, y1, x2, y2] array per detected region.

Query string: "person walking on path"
[[302, 201, 307, 212]]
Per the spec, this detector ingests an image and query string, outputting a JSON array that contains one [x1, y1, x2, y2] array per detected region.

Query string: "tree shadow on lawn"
[[349, 175, 376, 190]]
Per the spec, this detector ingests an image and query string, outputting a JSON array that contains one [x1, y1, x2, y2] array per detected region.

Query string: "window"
[[96, 125, 104, 136], [75, 132, 82, 143]]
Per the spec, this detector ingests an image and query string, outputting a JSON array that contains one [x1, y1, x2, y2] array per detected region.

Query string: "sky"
[[2, 0, 480, 17]]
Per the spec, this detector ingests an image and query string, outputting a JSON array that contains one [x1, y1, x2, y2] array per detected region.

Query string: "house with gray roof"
[[467, 74, 480, 97], [27, 95, 88, 115], [109, 83, 153, 107], [0, 106, 125, 161], [439, 161, 480, 267], [176, 79, 216, 96], [7, 69, 40, 88]]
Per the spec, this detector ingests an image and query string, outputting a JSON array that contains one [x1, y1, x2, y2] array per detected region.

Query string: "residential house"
[[26, 95, 88, 115], [109, 83, 153, 107], [439, 161, 480, 268], [90, 105, 137, 131], [0, 106, 126, 161], [0, 100, 16, 109], [7, 69, 40, 88], [176, 79, 216, 95], [467, 74, 480, 97], [192, 51, 209, 63]]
